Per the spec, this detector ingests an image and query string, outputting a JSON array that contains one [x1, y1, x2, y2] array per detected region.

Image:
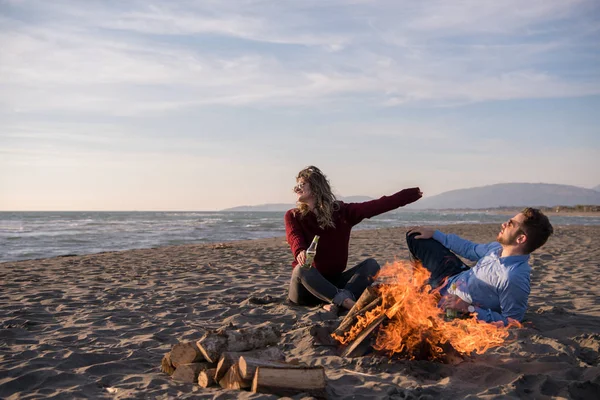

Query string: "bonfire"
[[331, 261, 520, 362]]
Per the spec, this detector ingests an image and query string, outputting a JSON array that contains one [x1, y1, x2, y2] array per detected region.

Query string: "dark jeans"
[[288, 258, 380, 306], [405, 232, 470, 289]]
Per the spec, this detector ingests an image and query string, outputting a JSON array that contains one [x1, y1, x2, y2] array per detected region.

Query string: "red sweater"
[[284, 188, 422, 278]]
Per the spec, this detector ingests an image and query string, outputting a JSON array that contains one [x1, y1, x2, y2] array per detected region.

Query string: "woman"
[[285, 166, 422, 311]]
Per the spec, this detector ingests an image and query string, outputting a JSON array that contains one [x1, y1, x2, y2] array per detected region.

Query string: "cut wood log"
[[226, 324, 281, 352], [333, 296, 383, 338], [214, 346, 285, 382], [341, 313, 387, 358], [196, 336, 227, 364], [198, 368, 217, 388], [219, 363, 249, 390], [196, 324, 281, 363], [251, 366, 326, 398], [239, 356, 303, 380], [171, 362, 212, 383], [160, 352, 175, 376], [170, 341, 204, 368]]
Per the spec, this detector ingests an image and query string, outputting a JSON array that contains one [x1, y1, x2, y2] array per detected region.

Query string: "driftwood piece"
[[341, 313, 387, 358], [197, 324, 281, 363], [170, 341, 204, 368], [239, 356, 305, 380], [171, 362, 212, 383], [214, 347, 285, 382], [198, 368, 217, 388], [251, 366, 327, 398], [333, 296, 383, 338], [160, 352, 175, 376], [219, 363, 249, 390]]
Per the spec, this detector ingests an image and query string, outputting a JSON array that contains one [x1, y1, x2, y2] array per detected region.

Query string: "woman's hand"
[[296, 250, 306, 266]]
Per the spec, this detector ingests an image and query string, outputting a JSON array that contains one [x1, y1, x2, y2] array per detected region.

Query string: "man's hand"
[[407, 226, 435, 239], [439, 294, 470, 313], [296, 250, 306, 266]]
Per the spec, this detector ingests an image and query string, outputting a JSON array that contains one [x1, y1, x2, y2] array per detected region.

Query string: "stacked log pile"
[[160, 323, 327, 398]]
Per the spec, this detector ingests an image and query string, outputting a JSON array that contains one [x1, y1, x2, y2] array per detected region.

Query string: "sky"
[[1, 0, 599, 211]]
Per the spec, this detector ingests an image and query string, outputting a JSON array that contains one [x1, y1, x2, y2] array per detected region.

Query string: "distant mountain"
[[408, 183, 600, 209], [223, 203, 293, 212], [335, 196, 373, 203], [221, 196, 374, 212], [223, 183, 600, 212]]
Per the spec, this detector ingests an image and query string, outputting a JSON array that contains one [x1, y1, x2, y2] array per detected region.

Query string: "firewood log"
[[214, 346, 285, 382], [341, 313, 387, 357], [338, 286, 378, 327], [251, 366, 327, 398], [170, 341, 204, 368], [198, 368, 217, 388], [333, 296, 382, 338], [171, 362, 212, 383], [196, 336, 227, 364], [196, 324, 280, 363], [219, 363, 249, 389], [238, 356, 303, 380], [160, 352, 175, 376]]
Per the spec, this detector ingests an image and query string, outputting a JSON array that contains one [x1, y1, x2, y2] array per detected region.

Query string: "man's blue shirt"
[[432, 230, 531, 325]]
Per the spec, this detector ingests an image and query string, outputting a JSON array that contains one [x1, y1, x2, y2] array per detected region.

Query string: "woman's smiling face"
[[294, 178, 313, 203]]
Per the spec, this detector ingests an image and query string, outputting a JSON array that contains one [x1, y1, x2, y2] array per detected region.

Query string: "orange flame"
[[332, 260, 520, 361]]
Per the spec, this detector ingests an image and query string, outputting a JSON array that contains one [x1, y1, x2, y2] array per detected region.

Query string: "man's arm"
[[473, 274, 529, 325], [441, 278, 529, 326], [284, 210, 307, 265], [432, 231, 499, 262]]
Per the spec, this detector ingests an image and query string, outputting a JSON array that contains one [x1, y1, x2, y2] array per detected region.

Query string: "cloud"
[[401, 0, 588, 34], [0, 0, 599, 115]]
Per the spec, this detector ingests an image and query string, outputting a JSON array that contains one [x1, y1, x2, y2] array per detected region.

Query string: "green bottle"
[[302, 235, 320, 269], [446, 283, 458, 320]]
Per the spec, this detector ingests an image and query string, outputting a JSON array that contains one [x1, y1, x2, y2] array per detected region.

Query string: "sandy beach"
[[1, 223, 599, 399]]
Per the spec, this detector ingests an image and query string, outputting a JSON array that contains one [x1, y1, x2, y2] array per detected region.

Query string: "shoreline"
[[1, 221, 597, 265], [478, 209, 600, 217], [426, 208, 600, 217]]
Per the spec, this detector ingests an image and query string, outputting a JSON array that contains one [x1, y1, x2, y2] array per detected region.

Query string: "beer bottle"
[[302, 235, 320, 269], [445, 283, 458, 320], [446, 308, 458, 320]]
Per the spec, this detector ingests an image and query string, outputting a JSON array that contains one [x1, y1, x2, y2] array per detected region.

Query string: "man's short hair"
[[520, 207, 553, 253]]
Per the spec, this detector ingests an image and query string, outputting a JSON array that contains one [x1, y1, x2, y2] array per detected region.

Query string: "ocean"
[[1, 210, 599, 263]]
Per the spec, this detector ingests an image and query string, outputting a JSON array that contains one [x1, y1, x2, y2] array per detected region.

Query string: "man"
[[407, 208, 553, 325]]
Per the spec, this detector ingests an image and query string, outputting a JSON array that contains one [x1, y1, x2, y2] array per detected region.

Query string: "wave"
[[1, 211, 598, 262]]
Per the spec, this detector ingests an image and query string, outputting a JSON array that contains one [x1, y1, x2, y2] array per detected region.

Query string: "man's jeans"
[[288, 258, 380, 306], [405, 232, 470, 289]]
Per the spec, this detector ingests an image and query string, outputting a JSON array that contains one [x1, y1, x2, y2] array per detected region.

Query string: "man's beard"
[[498, 230, 519, 246]]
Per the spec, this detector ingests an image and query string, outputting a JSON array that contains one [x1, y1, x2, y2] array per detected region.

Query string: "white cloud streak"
[[0, 0, 598, 116]]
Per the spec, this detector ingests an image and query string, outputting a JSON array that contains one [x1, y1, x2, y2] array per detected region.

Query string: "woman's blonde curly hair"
[[295, 166, 339, 229]]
